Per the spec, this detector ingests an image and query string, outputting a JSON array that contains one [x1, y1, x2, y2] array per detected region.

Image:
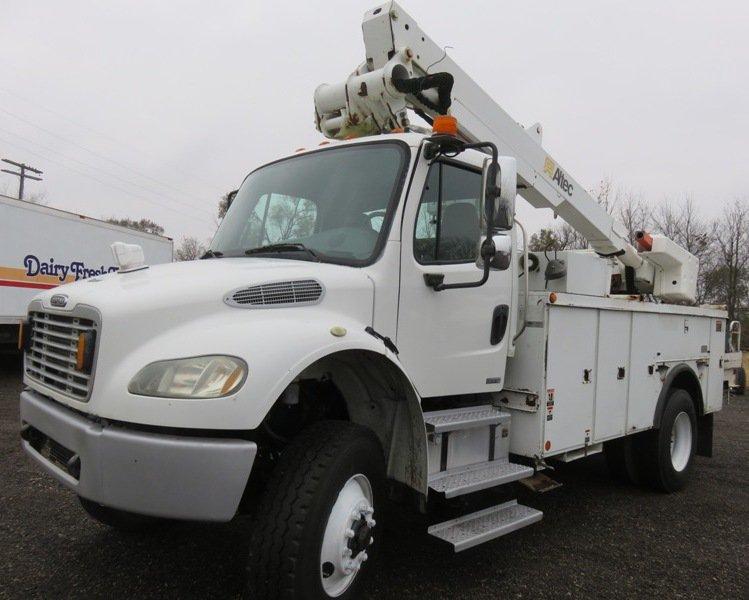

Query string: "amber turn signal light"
[[76, 333, 86, 371], [75, 330, 96, 373]]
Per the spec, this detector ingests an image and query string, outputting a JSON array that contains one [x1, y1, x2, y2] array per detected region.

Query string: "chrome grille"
[[25, 311, 95, 401], [225, 279, 324, 308]]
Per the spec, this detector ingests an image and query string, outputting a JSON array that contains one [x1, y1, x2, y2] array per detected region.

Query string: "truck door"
[[396, 156, 514, 398]]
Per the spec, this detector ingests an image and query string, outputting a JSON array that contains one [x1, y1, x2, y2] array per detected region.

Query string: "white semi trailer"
[[0, 193, 173, 352], [18, 4, 732, 599]]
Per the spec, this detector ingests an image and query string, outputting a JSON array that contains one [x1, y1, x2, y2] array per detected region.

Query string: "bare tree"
[[711, 199, 749, 320], [529, 228, 562, 252], [107, 217, 165, 236], [539, 177, 649, 250], [175, 236, 207, 261], [650, 195, 715, 303], [217, 190, 238, 220]]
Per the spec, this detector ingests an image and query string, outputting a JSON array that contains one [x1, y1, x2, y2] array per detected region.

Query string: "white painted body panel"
[[396, 148, 515, 397], [504, 292, 726, 458], [1, 194, 172, 325]]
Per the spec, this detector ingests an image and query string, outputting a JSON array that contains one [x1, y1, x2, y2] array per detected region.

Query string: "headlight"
[[128, 355, 247, 399]]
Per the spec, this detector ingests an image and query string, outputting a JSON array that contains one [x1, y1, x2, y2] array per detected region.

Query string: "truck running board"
[[428, 500, 543, 552], [429, 458, 533, 498], [423, 405, 503, 433]]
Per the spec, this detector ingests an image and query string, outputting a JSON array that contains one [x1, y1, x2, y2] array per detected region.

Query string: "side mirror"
[[482, 156, 517, 230], [476, 233, 512, 271]]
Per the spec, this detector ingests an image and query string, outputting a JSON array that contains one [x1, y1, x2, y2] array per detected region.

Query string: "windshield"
[[210, 142, 409, 265]]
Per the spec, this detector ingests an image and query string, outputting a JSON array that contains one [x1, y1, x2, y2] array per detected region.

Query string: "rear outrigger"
[[19, 3, 732, 599]]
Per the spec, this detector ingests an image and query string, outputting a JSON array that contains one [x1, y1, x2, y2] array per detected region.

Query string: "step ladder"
[[423, 405, 542, 551]]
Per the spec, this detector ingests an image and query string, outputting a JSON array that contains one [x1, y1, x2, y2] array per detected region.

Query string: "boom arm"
[[314, 2, 699, 302]]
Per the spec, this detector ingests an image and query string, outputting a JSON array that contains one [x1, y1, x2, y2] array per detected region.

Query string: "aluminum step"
[[428, 500, 543, 552], [429, 459, 534, 498], [423, 405, 504, 433]]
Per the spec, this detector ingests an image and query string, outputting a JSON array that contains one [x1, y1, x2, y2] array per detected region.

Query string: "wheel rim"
[[670, 411, 693, 472], [319, 474, 375, 597]]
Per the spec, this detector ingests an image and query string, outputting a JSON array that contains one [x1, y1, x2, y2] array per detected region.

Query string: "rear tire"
[[79, 497, 166, 532], [247, 421, 385, 600], [636, 388, 697, 492], [603, 436, 642, 485], [735, 367, 746, 395]]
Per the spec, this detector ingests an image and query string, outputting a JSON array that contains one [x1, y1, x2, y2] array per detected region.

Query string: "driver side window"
[[414, 162, 483, 264]]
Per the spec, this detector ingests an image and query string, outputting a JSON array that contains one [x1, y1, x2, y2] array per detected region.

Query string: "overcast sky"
[[2, 0, 748, 243]]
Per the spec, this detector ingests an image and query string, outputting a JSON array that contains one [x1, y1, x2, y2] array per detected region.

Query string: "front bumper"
[[20, 389, 256, 522]]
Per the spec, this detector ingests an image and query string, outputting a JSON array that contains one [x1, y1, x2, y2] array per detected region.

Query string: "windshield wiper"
[[245, 243, 320, 261], [200, 249, 224, 259]]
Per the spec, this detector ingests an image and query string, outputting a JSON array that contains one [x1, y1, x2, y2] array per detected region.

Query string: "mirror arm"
[[426, 238, 496, 291], [423, 140, 500, 292]]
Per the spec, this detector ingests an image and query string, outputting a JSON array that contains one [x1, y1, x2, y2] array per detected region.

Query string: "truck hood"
[[32, 257, 375, 325], [25, 257, 381, 429]]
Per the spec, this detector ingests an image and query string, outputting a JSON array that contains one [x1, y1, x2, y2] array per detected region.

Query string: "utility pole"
[[1, 158, 43, 200]]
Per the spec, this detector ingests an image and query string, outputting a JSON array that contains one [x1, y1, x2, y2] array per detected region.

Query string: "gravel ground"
[[1, 356, 747, 599]]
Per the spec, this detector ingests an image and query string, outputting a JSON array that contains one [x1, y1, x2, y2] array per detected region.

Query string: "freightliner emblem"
[[50, 294, 68, 308]]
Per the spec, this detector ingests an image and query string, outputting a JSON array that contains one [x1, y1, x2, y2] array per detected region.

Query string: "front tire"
[[637, 388, 697, 492], [247, 421, 385, 600]]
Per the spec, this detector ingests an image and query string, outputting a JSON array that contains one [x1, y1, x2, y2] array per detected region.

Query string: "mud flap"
[[696, 413, 713, 458]]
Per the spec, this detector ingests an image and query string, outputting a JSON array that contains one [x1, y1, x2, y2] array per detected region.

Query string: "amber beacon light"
[[432, 114, 458, 136]]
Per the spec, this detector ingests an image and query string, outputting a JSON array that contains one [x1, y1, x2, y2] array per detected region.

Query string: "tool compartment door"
[[593, 310, 631, 442], [544, 306, 597, 454]]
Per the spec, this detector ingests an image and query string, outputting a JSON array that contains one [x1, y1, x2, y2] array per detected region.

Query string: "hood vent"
[[225, 279, 324, 309]]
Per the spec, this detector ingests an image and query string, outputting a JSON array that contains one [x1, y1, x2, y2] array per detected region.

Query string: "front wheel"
[[247, 421, 385, 600]]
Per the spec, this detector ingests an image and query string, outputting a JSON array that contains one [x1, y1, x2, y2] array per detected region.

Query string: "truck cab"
[[19, 131, 514, 509]]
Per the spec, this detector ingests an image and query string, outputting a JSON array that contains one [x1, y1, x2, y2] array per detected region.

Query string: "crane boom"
[[314, 2, 699, 302], [361, 2, 642, 268]]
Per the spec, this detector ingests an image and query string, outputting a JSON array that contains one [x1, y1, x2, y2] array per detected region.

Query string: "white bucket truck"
[[19, 3, 731, 598]]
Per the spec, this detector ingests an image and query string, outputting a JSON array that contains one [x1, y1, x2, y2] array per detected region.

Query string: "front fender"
[[85, 307, 409, 430]]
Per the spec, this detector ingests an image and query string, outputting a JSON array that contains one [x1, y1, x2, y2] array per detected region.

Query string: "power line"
[[1, 158, 43, 200], [0, 85, 223, 193], [0, 127, 214, 218], [0, 136, 212, 225], [0, 106, 215, 206]]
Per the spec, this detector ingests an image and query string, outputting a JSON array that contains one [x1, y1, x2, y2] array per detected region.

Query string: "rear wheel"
[[79, 497, 167, 532], [247, 421, 385, 600], [734, 367, 746, 395], [636, 388, 697, 492]]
